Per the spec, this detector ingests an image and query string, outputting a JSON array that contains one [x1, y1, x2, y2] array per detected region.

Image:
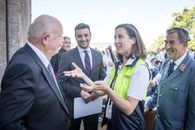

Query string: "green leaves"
[[148, 6, 195, 52]]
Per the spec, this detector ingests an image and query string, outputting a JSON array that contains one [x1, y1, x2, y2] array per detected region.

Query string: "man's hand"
[[144, 106, 150, 113], [81, 83, 106, 100], [80, 83, 95, 92], [80, 90, 91, 103], [90, 92, 99, 101]]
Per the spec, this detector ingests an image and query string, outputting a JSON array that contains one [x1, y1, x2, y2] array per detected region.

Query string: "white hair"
[[28, 15, 61, 38]]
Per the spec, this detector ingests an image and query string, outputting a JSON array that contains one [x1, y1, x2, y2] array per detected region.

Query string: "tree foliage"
[[170, 7, 195, 50], [148, 6, 195, 52], [148, 35, 165, 52]]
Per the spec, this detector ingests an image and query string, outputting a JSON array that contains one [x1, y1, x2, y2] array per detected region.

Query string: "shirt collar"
[[77, 46, 91, 54], [174, 52, 187, 67], [27, 42, 50, 67], [118, 57, 136, 69]]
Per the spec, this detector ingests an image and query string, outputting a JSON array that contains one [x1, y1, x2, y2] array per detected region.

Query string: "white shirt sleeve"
[[127, 65, 150, 100]]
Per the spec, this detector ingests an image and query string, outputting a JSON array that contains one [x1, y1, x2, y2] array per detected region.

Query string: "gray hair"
[[166, 27, 190, 44]]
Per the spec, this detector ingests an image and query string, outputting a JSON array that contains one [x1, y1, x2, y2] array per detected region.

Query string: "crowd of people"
[[0, 14, 195, 130]]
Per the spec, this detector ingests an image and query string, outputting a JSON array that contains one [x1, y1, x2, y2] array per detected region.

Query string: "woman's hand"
[[94, 81, 109, 92], [81, 81, 109, 93], [63, 62, 84, 78], [81, 83, 106, 98], [64, 62, 94, 86]]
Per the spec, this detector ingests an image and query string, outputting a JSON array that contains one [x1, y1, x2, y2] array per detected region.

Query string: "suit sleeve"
[[0, 64, 36, 130], [186, 66, 195, 130], [57, 54, 81, 97]]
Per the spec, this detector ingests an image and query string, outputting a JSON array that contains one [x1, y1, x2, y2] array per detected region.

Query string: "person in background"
[[58, 23, 106, 130], [147, 59, 162, 96], [64, 23, 150, 130], [149, 58, 157, 70], [104, 47, 114, 74], [146, 27, 195, 130], [0, 15, 69, 130], [150, 59, 162, 79], [107, 45, 117, 63], [51, 36, 71, 76], [101, 50, 108, 70], [155, 48, 165, 62]]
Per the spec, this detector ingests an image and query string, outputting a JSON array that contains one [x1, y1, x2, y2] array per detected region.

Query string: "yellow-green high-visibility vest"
[[108, 58, 147, 100]]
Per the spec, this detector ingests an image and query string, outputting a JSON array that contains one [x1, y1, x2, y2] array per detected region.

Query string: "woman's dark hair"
[[115, 24, 146, 61]]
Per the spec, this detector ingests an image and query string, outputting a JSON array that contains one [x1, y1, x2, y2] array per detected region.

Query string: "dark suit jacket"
[[58, 47, 106, 117], [50, 48, 67, 76], [0, 44, 69, 130], [147, 53, 195, 130]]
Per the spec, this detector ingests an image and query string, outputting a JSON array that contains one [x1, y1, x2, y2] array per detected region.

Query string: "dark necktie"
[[84, 50, 91, 76], [47, 63, 64, 99], [168, 62, 175, 76]]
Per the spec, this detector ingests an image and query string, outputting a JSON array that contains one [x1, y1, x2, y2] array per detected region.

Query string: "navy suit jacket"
[[0, 44, 69, 130], [58, 47, 106, 117], [147, 53, 195, 130]]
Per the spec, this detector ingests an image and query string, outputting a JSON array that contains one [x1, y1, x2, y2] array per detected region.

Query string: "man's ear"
[[42, 33, 49, 46]]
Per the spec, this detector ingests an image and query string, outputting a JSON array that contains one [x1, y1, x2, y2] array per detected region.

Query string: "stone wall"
[[0, 0, 6, 85], [0, 0, 31, 86]]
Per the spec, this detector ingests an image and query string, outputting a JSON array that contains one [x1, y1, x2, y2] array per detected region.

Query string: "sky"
[[32, 0, 195, 50]]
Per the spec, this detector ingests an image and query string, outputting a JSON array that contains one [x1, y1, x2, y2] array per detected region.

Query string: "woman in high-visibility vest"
[[64, 23, 150, 130]]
